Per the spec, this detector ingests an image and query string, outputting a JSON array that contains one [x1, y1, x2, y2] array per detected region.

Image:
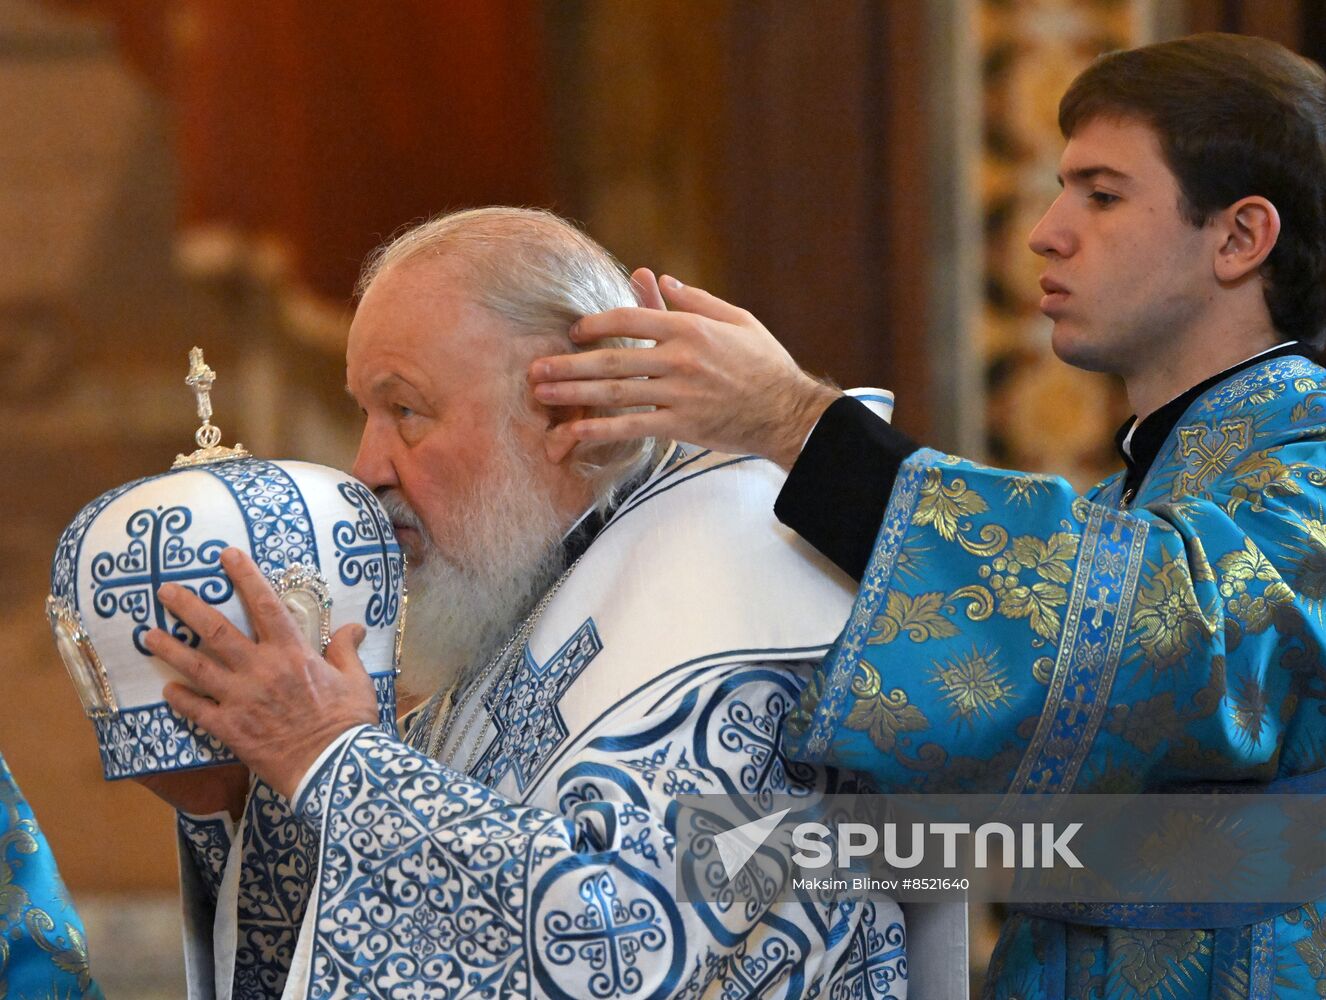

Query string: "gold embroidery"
[[912, 471, 1009, 556], [785, 670, 822, 741], [1106, 692, 1184, 754], [1137, 810, 1250, 898], [844, 661, 931, 753], [1282, 516, 1326, 611], [1229, 674, 1269, 745], [1291, 904, 1326, 982], [1174, 418, 1252, 497], [868, 591, 959, 645], [1110, 928, 1209, 996], [1226, 450, 1308, 514], [892, 542, 930, 583], [913, 471, 987, 540], [24, 908, 93, 993], [1131, 553, 1213, 674], [1003, 474, 1053, 506], [1217, 537, 1282, 595], [1216, 538, 1293, 633], [949, 585, 995, 622], [928, 647, 1014, 724]]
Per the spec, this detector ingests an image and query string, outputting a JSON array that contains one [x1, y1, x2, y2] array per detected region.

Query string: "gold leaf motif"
[[24, 909, 93, 991], [1010, 532, 1078, 584], [1187, 537, 1216, 584], [1300, 517, 1326, 549], [1227, 451, 1307, 514], [995, 581, 1066, 640], [1217, 538, 1281, 594], [867, 591, 959, 645], [1113, 928, 1209, 996], [844, 661, 931, 753], [913, 471, 988, 541]]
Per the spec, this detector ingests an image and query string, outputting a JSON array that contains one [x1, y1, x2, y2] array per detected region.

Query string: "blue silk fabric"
[[0, 751, 101, 999], [784, 355, 1326, 999]]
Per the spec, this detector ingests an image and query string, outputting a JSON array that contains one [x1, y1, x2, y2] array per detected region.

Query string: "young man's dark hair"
[[1060, 33, 1326, 345]]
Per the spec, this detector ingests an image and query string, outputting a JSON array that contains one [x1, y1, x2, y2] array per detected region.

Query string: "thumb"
[[325, 623, 368, 673], [657, 275, 753, 326]]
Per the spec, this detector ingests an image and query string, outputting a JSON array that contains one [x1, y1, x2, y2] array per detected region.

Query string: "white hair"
[[358, 206, 662, 504]]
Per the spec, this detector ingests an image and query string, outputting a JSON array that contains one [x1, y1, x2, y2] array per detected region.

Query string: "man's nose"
[[1027, 196, 1075, 258], [351, 423, 398, 489]]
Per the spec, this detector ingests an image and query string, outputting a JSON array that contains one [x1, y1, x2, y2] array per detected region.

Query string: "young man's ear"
[[1214, 195, 1281, 283], [543, 403, 588, 464]]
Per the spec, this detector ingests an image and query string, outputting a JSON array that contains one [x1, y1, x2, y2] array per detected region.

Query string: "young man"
[[529, 34, 1326, 999]]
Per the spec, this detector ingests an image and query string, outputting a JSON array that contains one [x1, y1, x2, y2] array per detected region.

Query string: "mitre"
[[46, 348, 404, 780]]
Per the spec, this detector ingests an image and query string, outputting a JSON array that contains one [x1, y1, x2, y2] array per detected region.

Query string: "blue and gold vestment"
[[784, 355, 1326, 998], [0, 751, 100, 999]]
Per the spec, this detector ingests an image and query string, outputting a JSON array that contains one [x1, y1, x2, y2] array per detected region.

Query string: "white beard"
[[378, 441, 570, 702]]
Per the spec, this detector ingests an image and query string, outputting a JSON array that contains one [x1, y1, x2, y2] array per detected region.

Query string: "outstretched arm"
[[529, 271, 842, 469]]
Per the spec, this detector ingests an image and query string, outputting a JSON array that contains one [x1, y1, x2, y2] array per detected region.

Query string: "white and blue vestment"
[[178, 418, 930, 1000]]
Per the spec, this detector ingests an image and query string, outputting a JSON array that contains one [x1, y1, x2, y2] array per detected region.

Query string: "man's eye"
[[1089, 191, 1119, 207], [393, 404, 416, 419]]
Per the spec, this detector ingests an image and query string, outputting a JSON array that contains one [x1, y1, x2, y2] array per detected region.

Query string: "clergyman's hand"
[[528, 272, 842, 470], [143, 548, 379, 801]]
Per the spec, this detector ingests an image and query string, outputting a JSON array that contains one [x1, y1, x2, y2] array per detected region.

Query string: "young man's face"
[[1028, 116, 1222, 378]]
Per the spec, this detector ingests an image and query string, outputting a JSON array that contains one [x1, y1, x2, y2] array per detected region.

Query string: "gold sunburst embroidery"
[[1229, 674, 1270, 746], [928, 647, 1014, 725]]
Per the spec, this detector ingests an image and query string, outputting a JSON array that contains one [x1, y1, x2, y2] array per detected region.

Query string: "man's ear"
[[1213, 196, 1280, 283], [543, 402, 588, 464]]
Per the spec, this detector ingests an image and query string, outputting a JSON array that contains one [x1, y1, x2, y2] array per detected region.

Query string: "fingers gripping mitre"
[[46, 348, 407, 780]]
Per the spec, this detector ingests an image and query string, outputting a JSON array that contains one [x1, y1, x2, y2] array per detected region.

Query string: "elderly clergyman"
[[139, 208, 915, 1000]]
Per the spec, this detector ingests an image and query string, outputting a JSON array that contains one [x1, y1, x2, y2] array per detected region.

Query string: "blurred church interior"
[[2, 0, 1323, 994]]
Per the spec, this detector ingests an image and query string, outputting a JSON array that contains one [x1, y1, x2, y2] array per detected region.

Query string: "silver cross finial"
[[173, 346, 249, 467], [185, 347, 220, 449]]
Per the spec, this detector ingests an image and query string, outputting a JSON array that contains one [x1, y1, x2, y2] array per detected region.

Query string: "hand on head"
[[142, 548, 380, 802], [528, 268, 842, 469]]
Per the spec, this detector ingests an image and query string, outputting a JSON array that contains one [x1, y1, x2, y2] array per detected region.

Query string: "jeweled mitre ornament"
[[46, 348, 404, 779]]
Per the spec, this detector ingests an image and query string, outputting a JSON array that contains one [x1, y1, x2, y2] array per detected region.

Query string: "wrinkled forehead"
[[346, 257, 530, 399]]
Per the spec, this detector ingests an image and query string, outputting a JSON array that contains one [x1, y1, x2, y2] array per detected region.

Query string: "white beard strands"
[[375, 441, 568, 700]]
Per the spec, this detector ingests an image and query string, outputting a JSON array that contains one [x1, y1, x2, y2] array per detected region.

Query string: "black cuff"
[[775, 395, 920, 581]]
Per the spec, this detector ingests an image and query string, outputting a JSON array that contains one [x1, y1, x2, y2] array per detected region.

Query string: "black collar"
[[1113, 341, 1311, 502], [560, 465, 654, 564]]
